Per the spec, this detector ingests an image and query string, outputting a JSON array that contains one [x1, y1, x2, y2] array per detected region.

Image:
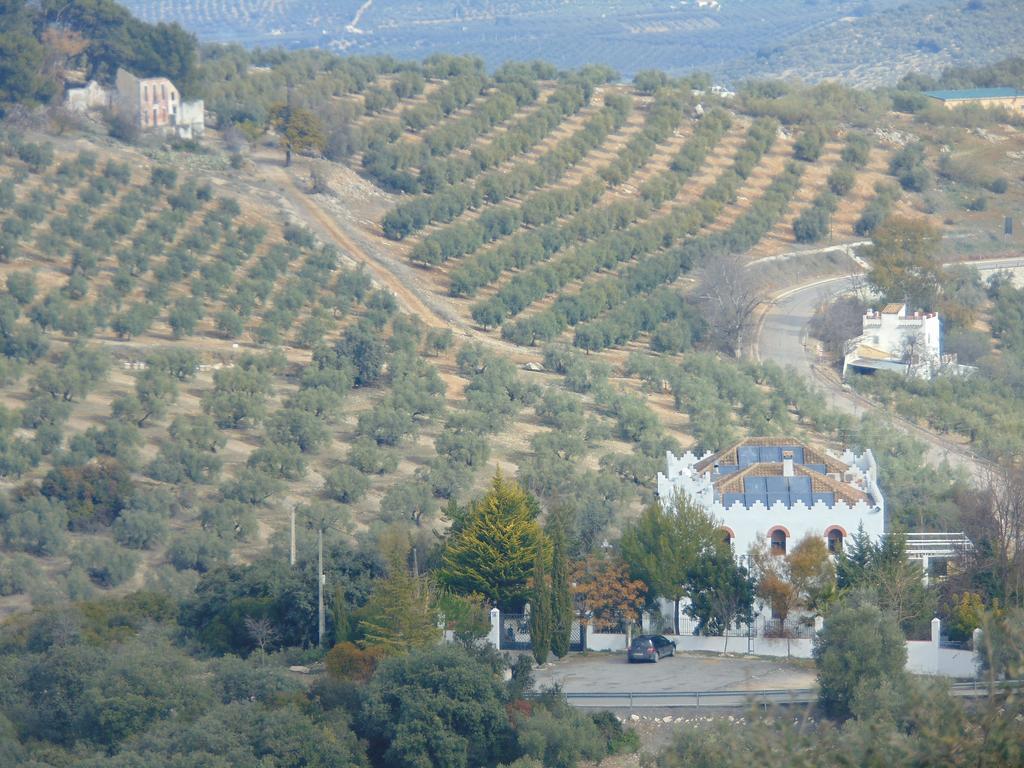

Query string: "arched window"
[[769, 528, 788, 556], [827, 529, 844, 553], [143, 85, 149, 102], [721, 527, 735, 548]]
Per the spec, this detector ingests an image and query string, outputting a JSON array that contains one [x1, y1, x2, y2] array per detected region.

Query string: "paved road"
[[754, 257, 1024, 477], [533, 652, 816, 698]]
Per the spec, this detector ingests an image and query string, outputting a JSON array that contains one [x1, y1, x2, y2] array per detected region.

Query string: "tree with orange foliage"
[[749, 533, 836, 632], [571, 554, 646, 637]]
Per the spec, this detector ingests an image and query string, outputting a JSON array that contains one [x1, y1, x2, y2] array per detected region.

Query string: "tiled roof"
[[695, 437, 847, 475], [713, 462, 866, 506], [693, 437, 866, 509], [880, 303, 904, 314], [925, 87, 1023, 101]]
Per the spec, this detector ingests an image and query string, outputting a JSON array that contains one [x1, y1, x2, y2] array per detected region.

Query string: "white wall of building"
[[657, 449, 885, 556], [863, 305, 941, 362], [65, 81, 110, 112]]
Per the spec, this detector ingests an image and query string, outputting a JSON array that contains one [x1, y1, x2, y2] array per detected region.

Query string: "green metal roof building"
[[924, 87, 1024, 112]]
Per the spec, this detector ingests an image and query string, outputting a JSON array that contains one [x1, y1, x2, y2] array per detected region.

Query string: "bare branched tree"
[[810, 294, 866, 359], [961, 464, 1024, 608], [244, 616, 280, 662], [698, 252, 767, 357]]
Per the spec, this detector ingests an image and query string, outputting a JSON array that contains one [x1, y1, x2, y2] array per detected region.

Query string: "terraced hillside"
[[329, 74, 899, 356], [0, 124, 898, 616], [5, 55, 1023, 616]]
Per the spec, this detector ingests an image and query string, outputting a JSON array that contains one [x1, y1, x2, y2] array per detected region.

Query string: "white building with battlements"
[[657, 437, 885, 558], [843, 303, 955, 380]]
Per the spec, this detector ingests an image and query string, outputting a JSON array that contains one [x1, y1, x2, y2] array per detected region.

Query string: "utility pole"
[[317, 526, 325, 648], [289, 508, 296, 566]]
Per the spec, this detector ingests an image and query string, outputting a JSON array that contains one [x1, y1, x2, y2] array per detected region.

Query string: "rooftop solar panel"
[[737, 447, 759, 466], [765, 476, 788, 493], [789, 476, 812, 493], [804, 464, 828, 475], [791, 492, 814, 507], [744, 492, 767, 507], [716, 465, 738, 474], [743, 477, 767, 493], [722, 493, 744, 508], [812, 493, 835, 506], [766, 492, 789, 507]]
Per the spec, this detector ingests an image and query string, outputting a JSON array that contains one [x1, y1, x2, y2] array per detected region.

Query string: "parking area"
[[532, 651, 816, 695]]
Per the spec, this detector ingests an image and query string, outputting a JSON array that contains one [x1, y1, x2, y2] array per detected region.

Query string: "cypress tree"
[[550, 520, 574, 658], [529, 541, 552, 665]]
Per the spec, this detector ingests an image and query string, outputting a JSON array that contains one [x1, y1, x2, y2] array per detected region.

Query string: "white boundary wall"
[[488, 611, 981, 678]]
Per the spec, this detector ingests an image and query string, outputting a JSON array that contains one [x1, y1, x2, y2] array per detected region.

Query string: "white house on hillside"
[[842, 303, 961, 380], [65, 69, 204, 140], [657, 437, 885, 558]]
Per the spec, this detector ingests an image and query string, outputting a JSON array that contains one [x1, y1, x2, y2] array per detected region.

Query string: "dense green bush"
[[70, 540, 140, 587], [813, 602, 908, 719]]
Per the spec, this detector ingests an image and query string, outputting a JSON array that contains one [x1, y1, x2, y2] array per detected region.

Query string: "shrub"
[[210, 655, 304, 703], [323, 465, 370, 504], [0, 553, 42, 596], [0, 495, 69, 557], [988, 177, 1008, 194], [325, 641, 387, 683], [40, 460, 134, 531], [70, 540, 140, 587], [167, 531, 232, 573], [112, 508, 168, 550], [516, 699, 606, 768], [813, 602, 907, 719], [6, 272, 37, 305]]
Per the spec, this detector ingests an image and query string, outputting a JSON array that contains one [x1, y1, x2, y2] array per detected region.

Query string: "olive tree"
[[813, 602, 908, 719]]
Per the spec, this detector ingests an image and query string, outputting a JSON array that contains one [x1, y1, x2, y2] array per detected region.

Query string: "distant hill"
[[120, 0, 1023, 84]]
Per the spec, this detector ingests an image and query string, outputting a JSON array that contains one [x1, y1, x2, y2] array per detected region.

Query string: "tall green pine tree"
[[529, 542, 552, 665], [549, 521, 573, 658]]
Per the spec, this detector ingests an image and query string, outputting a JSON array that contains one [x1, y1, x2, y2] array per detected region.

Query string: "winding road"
[[753, 256, 1024, 478]]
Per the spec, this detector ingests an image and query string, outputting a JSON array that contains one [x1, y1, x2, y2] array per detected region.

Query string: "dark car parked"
[[627, 634, 676, 663]]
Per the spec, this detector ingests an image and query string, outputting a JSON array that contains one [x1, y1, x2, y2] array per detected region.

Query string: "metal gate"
[[500, 613, 531, 650], [499, 613, 585, 652], [569, 620, 584, 652]]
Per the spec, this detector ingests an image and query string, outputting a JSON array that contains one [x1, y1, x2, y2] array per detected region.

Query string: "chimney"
[[783, 450, 794, 477]]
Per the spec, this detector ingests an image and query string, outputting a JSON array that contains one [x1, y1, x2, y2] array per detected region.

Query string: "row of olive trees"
[[792, 131, 871, 243], [447, 107, 733, 298], [379, 67, 617, 236], [553, 161, 803, 352], [362, 68, 546, 187], [483, 118, 778, 342], [380, 79, 618, 239], [407, 83, 688, 266], [482, 116, 775, 332]]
